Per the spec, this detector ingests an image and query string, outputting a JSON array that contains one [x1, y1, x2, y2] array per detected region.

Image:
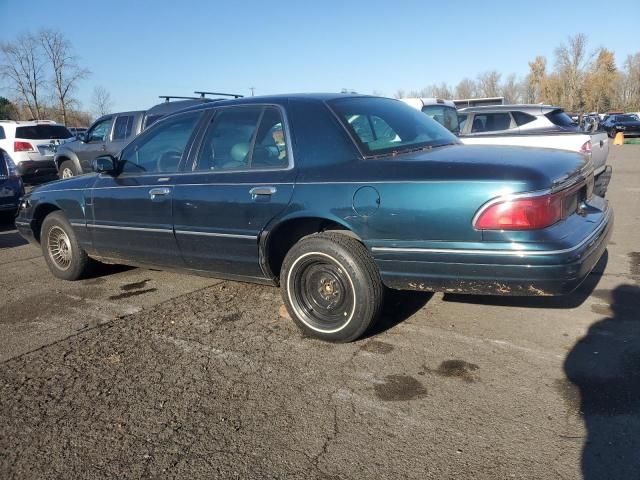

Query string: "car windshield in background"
[[329, 97, 458, 157], [15, 125, 73, 140], [421, 105, 460, 134], [545, 109, 576, 127]]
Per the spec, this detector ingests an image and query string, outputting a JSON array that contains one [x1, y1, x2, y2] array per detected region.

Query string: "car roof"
[[458, 104, 561, 114], [0, 119, 66, 127]]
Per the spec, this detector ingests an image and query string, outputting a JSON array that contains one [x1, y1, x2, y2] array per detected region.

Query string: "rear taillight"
[[580, 140, 592, 154], [14, 141, 35, 153], [474, 192, 565, 230]]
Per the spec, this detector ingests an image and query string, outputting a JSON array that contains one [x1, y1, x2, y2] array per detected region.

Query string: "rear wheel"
[[280, 232, 383, 342], [41, 211, 94, 280], [59, 160, 79, 179]]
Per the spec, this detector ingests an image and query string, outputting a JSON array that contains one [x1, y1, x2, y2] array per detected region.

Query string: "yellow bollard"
[[613, 131, 624, 145]]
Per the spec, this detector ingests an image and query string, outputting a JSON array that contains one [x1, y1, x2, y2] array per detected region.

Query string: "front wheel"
[[41, 211, 94, 280], [59, 160, 80, 179], [280, 232, 383, 342]]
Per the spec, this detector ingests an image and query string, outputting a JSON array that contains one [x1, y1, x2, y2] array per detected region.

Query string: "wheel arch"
[[54, 152, 81, 172], [260, 213, 364, 282], [31, 202, 62, 242]]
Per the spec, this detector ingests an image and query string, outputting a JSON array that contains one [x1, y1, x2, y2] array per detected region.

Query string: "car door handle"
[[249, 186, 277, 198], [149, 187, 171, 199]]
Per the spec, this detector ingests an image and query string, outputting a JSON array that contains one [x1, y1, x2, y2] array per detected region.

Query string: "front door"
[[173, 105, 295, 278], [89, 110, 204, 267], [77, 116, 114, 172]]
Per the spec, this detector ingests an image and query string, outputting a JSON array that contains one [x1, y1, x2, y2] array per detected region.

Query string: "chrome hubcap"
[[61, 167, 74, 178], [47, 226, 72, 270]]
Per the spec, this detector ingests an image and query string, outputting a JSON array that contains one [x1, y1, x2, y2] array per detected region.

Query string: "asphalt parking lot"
[[1, 146, 639, 479]]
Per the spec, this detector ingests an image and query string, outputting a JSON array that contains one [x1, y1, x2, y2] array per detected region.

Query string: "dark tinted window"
[[15, 124, 72, 140], [0, 150, 8, 176], [143, 114, 163, 130], [545, 109, 575, 127], [615, 114, 638, 122], [329, 97, 458, 156], [512, 111, 537, 126], [470, 113, 512, 133], [0, 126, 5, 140], [113, 115, 134, 140], [195, 106, 288, 171], [120, 111, 202, 174]]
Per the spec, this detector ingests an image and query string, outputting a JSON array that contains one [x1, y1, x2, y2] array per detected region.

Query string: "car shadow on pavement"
[[0, 220, 28, 249], [363, 289, 433, 338], [441, 250, 608, 309], [563, 284, 640, 479]]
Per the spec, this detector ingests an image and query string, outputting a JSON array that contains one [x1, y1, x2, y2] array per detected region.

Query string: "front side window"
[[195, 106, 289, 171], [329, 97, 458, 157], [421, 105, 460, 134], [120, 111, 202, 174], [470, 113, 512, 133], [113, 115, 134, 140], [87, 118, 113, 143]]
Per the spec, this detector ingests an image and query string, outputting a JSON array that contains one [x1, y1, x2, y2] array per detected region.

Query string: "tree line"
[[395, 34, 640, 113], [0, 30, 113, 125]]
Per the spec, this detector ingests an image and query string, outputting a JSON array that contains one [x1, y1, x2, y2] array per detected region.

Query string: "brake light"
[[474, 192, 564, 230], [14, 141, 35, 153], [580, 140, 592, 154]]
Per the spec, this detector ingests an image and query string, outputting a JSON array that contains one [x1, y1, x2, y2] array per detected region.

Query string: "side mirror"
[[92, 155, 117, 174]]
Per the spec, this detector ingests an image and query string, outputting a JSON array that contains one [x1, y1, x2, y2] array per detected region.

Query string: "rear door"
[[173, 104, 295, 278]]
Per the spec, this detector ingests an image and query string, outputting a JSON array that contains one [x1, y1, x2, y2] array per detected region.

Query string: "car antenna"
[[194, 91, 244, 99], [158, 95, 200, 103]]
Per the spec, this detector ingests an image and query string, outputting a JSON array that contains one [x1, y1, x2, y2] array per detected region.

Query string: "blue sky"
[[1, 0, 639, 112]]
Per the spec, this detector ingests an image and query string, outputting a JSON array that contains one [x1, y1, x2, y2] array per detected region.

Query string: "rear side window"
[[470, 113, 512, 133], [0, 150, 8, 176], [113, 115, 135, 140], [195, 106, 289, 171], [0, 126, 5, 140], [15, 125, 73, 140], [512, 111, 537, 126], [545, 109, 575, 127]]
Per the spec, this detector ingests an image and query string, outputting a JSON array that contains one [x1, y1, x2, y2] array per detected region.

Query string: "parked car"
[[54, 96, 216, 178], [457, 105, 611, 196], [600, 113, 640, 138], [0, 120, 74, 182], [15, 94, 613, 342], [399, 98, 460, 133], [0, 148, 24, 219]]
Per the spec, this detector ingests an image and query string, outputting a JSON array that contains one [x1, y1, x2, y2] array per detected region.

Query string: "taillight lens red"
[[580, 140, 592, 154], [14, 141, 35, 153], [474, 193, 564, 230]]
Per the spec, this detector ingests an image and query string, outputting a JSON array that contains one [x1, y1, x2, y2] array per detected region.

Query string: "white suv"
[[0, 120, 74, 182]]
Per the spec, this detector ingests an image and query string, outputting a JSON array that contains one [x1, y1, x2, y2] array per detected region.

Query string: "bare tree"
[[91, 86, 113, 117], [554, 33, 596, 111], [476, 70, 502, 97], [393, 89, 406, 99], [454, 78, 476, 99], [39, 29, 89, 125], [500, 74, 521, 104], [0, 32, 47, 119]]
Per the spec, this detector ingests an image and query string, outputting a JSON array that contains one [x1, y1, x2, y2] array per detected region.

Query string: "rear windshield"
[[329, 97, 459, 157], [15, 125, 73, 140], [545, 109, 576, 127]]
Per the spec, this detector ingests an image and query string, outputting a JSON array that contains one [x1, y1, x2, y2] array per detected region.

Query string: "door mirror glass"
[[92, 155, 117, 174]]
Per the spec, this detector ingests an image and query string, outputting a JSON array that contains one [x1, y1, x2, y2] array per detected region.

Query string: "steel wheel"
[[47, 225, 73, 270], [287, 252, 356, 333], [61, 167, 75, 178]]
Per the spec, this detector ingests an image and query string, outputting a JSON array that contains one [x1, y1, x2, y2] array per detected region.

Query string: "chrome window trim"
[[373, 207, 610, 257]]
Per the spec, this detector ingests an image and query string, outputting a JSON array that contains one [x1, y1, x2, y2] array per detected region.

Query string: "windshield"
[[329, 97, 459, 157], [421, 105, 459, 134], [15, 124, 73, 140]]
